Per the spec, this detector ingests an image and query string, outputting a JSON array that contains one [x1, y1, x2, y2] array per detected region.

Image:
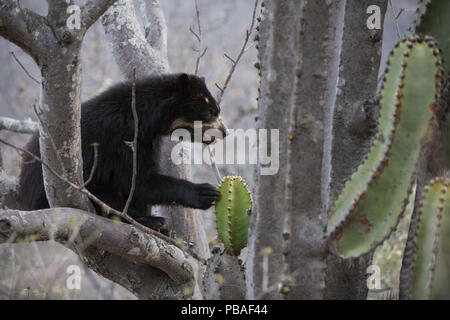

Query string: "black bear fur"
[[18, 73, 226, 232]]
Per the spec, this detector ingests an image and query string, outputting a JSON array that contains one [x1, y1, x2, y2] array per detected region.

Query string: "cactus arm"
[[407, 178, 450, 299], [429, 179, 450, 299], [409, 179, 444, 299], [330, 37, 442, 259], [414, 0, 450, 75], [327, 41, 406, 234], [214, 176, 252, 255]]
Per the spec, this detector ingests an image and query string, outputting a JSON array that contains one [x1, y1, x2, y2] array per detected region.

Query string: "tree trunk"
[[248, 0, 387, 300]]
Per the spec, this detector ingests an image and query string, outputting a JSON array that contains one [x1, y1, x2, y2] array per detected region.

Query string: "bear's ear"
[[177, 73, 190, 85], [175, 73, 191, 96]]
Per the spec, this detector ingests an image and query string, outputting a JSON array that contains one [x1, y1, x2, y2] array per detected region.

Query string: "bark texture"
[[248, 0, 387, 300], [248, 1, 329, 300], [325, 0, 387, 300]]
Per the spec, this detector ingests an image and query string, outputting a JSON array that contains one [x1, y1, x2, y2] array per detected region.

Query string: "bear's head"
[[168, 73, 228, 144]]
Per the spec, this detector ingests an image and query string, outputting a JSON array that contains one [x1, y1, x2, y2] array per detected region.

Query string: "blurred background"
[[0, 0, 418, 299]]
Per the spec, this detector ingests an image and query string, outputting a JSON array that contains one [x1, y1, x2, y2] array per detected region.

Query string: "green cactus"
[[329, 36, 443, 258], [404, 178, 450, 299], [214, 176, 252, 255], [414, 0, 450, 75]]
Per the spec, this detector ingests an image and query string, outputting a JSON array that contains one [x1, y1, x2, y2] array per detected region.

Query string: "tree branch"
[[215, 0, 259, 105], [81, 0, 119, 31], [101, 0, 169, 78], [0, 117, 38, 134], [0, 0, 48, 61], [137, 0, 168, 57], [122, 67, 138, 215], [9, 51, 40, 84], [0, 208, 194, 283], [0, 168, 16, 197]]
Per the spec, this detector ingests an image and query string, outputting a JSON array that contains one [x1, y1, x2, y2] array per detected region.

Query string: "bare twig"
[[79, 143, 99, 189], [190, 0, 208, 75], [223, 53, 236, 65], [388, 0, 403, 40], [214, 83, 223, 92], [188, 0, 223, 183], [123, 66, 138, 216], [9, 51, 40, 84], [189, 25, 201, 44], [395, 8, 404, 20], [216, 0, 259, 105], [208, 146, 222, 183]]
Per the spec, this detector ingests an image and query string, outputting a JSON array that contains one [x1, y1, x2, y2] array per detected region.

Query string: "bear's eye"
[[204, 97, 210, 104]]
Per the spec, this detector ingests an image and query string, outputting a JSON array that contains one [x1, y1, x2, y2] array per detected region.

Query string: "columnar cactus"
[[414, 0, 450, 75], [214, 176, 252, 255], [401, 178, 450, 299], [329, 36, 444, 259]]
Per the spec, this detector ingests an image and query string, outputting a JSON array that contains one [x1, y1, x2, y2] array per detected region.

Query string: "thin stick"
[[208, 146, 222, 183], [216, 0, 259, 105], [190, 0, 208, 75], [389, 0, 402, 40], [123, 66, 138, 216], [189, 0, 222, 183], [10, 51, 40, 84], [79, 143, 99, 189]]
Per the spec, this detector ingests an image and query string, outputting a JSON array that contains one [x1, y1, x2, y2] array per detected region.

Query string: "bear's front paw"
[[189, 183, 220, 210], [135, 216, 170, 236]]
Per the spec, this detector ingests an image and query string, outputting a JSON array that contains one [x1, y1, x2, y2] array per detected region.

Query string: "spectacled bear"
[[18, 73, 228, 233]]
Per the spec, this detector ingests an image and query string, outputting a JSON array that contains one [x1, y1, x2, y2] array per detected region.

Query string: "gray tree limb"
[[0, 0, 49, 61], [35, 0, 121, 211], [101, 0, 169, 79], [0, 117, 38, 134], [81, 0, 119, 30], [0, 208, 194, 283], [137, 0, 167, 57]]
